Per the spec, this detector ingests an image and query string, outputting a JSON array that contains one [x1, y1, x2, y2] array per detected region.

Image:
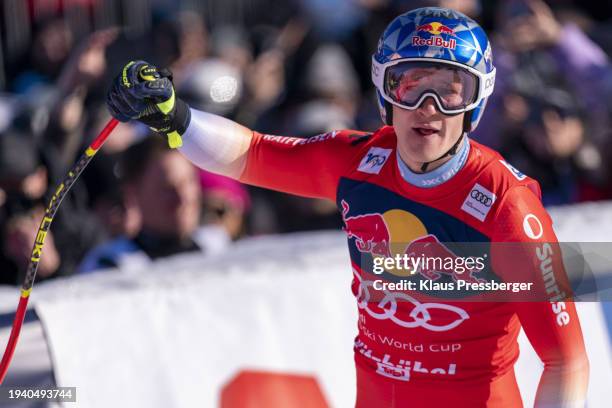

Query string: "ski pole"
[[0, 118, 119, 384]]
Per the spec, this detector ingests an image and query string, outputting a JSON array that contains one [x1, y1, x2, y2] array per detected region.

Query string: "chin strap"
[[415, 105, 473, 173], [419, 132, 465, 172], [384, 101, 394, 126]]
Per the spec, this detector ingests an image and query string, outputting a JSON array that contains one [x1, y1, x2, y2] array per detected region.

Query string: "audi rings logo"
[[354, 270, 469, 332], [461, 183, 496, 222], [470, 189, 493, 207]]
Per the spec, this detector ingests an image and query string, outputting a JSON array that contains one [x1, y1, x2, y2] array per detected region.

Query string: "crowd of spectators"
[[0, 0, 611, 284]]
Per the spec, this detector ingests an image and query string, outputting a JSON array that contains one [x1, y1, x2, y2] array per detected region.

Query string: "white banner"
[[0, 201, 611, 407]]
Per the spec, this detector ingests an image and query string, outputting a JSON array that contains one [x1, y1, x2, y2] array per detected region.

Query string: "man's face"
[[133, 151, 201, 238], [392, 98, 465, 169]]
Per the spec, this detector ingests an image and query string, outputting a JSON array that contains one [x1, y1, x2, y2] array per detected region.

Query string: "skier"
[[106, 7, 589, 407]]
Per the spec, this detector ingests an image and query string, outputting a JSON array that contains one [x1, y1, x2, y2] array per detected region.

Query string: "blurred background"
[[0, 1, 611, 406], [1, 0, 612, 284]]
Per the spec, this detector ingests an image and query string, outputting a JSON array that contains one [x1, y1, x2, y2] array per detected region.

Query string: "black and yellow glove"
[[106, 60, 190, 148]]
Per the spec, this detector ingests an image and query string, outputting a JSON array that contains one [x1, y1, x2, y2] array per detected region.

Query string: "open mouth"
[[413, 127, 439, 136]]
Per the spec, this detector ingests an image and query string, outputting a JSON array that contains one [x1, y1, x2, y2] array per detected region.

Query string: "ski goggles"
[[372, 57, 496, 115]]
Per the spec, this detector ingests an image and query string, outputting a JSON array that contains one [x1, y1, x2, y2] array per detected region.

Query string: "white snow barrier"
[[0, 200, 611, 407]]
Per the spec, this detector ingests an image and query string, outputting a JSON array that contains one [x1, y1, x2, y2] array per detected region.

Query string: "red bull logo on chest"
[[341, 200, 391, 258], [341, 200, 485, 284]]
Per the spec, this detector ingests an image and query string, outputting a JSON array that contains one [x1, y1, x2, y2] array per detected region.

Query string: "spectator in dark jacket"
[[78, 137, 229, 273]]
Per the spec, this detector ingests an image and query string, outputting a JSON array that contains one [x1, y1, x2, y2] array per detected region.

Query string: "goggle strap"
[[371, 57, 384, 89], [481, 68, 496, 99]]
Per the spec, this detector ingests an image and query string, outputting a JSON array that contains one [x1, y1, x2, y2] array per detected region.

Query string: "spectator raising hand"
[[540, 109, 584, 158], [57, 28, 119, 91], [500, 0, 562, 52]]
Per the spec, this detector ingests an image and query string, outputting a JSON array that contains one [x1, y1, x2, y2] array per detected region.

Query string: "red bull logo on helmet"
[[413, 22, 457, 50], [416, 22, 455, 36], [341, 200, 485, 283]]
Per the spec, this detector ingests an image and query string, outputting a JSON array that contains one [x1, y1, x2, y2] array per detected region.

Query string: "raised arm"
[[180, 109, 368, 199], [178, 108, 252, 179], [106, 60, 366, 200]]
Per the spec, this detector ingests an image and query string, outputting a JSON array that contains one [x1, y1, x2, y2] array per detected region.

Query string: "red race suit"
[[239, 126, 589, 407]]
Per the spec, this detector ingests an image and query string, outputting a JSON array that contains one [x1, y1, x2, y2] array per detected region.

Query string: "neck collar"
[[397, 137, 470, 188]]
